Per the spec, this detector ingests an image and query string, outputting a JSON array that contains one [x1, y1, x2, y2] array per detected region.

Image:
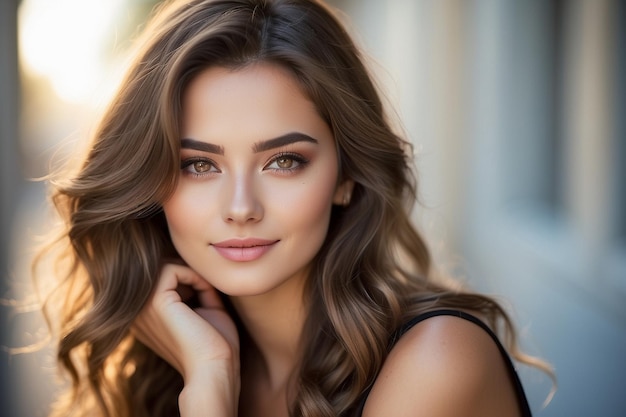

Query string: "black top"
[[353, 309, 532, 416]]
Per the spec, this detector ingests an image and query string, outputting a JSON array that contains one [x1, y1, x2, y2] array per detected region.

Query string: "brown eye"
[[264, 153, 308, 172], [193, 161, 212, 172], [181, 158, 219, 176], [276, 157, 294, 169]]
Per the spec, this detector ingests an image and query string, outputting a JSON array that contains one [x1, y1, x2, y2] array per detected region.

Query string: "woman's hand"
[[132, 263, 240, 416]]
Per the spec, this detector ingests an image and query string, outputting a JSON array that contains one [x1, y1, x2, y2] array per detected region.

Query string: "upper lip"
[[212, 238, 279, 248]]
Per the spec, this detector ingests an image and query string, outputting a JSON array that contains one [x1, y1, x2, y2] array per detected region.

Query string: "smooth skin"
[[133, 63, 522, 417]]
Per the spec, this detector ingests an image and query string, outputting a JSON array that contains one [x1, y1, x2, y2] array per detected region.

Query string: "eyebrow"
[[180, 132, 318, 155], [180, 138, 224, 155], [252, 132, 318, 152]]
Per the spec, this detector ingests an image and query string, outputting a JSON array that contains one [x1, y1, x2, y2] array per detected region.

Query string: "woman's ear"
[[332, 179, 355, 206]]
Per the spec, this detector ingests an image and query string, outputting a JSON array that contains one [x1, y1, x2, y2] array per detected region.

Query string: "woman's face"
[[163, 63, 349, 297]]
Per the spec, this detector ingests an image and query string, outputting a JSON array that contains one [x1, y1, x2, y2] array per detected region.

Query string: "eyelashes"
[[180, 152, 310, 178], [263, 152, 309, 172], [181, 157, 220, 177]]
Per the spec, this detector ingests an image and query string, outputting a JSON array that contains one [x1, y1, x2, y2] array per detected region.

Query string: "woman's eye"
[[265, 153, 308, 171], [191, 161, 213, 172], [181, 158, 219, 176], [276, 157, 295, 169]]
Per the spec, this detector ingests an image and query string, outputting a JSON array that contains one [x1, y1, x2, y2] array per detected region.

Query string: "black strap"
[[354, 309, 532, 416]]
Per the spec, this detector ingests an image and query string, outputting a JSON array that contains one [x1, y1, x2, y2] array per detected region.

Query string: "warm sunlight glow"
[[18, 0, 126, 104]]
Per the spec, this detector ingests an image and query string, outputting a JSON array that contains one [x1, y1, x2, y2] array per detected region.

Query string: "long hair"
[[39, 1, 551, 416]]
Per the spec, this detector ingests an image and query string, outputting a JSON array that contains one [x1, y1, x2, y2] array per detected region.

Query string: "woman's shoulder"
[[360, 310, 523, 417]]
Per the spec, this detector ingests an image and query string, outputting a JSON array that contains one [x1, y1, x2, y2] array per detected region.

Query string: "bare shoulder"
[[362, 314, 522, 417]]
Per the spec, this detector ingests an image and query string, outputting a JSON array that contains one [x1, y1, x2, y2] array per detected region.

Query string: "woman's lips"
[[211, 238, 279, 262]]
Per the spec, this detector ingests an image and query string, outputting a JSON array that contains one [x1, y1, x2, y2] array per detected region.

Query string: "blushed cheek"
[[163, 192, 203, 247], [163, 205, 184, 248], [290, 177, 337, 236]]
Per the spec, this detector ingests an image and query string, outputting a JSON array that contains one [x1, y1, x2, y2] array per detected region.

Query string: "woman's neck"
[[230, 273, 307, 393]]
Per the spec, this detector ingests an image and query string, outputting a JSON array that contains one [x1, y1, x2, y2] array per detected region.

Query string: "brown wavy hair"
[[37, 0, 552, 416]]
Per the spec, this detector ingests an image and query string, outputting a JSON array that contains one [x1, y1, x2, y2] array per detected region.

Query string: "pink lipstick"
[[211, 238, 278, 262]]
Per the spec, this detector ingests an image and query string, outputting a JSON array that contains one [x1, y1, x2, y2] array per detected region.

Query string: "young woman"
[[39, 0, 551, 416]]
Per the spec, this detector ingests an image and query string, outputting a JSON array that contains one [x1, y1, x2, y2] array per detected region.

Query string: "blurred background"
[[1, 0, 624, 416]]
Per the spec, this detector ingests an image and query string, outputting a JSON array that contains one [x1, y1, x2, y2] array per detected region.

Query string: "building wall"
[[1, 0, 24, 415]]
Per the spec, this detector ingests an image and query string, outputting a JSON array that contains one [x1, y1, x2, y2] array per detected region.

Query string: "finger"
[[153, 264, 211, 307], [157, 264, 209, 291], [159, 264, 224, 310]]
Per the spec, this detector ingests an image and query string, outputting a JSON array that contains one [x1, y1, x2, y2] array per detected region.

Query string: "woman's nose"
[[222, 174, 263, 224]]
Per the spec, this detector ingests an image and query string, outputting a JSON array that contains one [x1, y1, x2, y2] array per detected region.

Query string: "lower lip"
[[212, 242, 277, 262]]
